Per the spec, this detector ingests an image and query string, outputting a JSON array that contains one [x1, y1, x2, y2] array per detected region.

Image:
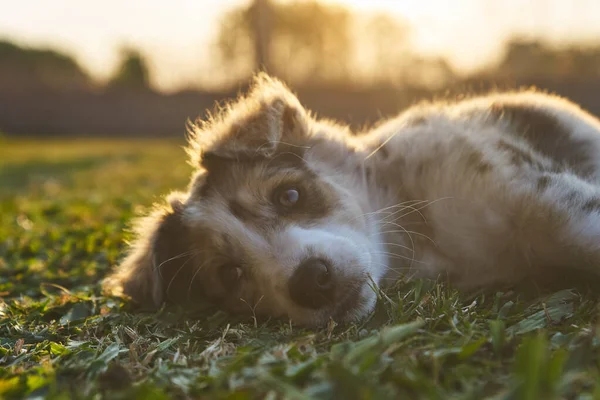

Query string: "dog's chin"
[[332, 288, 378, 323], [286, 286, 378, 327]]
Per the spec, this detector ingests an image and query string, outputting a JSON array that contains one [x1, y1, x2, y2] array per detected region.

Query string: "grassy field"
[[1, 138, 600, 399]]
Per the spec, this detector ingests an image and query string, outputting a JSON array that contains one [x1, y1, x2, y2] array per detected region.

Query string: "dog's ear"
[[187, 73, 310, 165], [103, 191, 194, 308]]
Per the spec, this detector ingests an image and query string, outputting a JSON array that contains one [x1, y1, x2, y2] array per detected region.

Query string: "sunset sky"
[[2, 0, 600, 91]]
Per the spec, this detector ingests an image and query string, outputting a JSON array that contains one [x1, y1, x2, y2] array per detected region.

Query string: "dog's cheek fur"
[[103, 192, 193, 309]]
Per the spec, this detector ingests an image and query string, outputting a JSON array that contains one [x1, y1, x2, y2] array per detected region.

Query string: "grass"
[[1, 138, 600, 399]]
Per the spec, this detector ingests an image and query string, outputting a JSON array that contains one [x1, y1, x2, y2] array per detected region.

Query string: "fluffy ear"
[[187, 73, 311, 165], [103, 191, 194, 309]]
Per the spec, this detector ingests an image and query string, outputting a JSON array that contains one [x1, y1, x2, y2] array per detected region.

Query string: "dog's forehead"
[[185, 158, 305, 234], [194, 155, 306, 199]]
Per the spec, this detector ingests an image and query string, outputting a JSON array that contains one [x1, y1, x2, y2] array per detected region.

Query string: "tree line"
[[3, 1, 600, 93], [3, 0, 600, 136], [0, 41, 150, 92]]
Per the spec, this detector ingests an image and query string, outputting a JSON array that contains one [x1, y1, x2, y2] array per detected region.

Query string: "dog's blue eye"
[[277, 187, 300, 208]]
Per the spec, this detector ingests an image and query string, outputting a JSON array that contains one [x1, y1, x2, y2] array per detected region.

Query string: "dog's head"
[[105, 74, 388, 326]]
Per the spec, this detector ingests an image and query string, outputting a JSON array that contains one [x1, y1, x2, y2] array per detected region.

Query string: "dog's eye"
[[219, 264, 242, 289], [274, 186, 301, 208]]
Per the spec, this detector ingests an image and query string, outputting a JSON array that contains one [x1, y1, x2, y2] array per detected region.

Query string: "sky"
[[2, 0, 600, 91]]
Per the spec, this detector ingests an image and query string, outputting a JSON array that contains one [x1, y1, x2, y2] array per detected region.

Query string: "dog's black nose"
[[288, 258, 335, 309]]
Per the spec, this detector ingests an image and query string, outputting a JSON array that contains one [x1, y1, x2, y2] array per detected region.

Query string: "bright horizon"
[[2, 0, 600, 91]]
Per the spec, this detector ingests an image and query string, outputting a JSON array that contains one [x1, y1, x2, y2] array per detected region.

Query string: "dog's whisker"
[[390, 197, 456, 222], [347, 200, 433, 225], [154, 249, 201, 272], [371, 251, 425, 264], [378, 229, 437, 245], [155, 249, 204, 285], [377, 242, 414, 253], [366, 260, 394, 272], [259, 140, 311, 151], [380, 200, 432, 223], [186, 259, 209, 302], [265, 150, 310, 168], [376, 216, 417, 268], [364, 129, 399, 160], [165, 252, 201, 299], [370, 246, 434, 267]]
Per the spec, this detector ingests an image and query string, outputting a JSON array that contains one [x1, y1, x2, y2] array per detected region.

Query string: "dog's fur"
[[104, 73, 600, 326]]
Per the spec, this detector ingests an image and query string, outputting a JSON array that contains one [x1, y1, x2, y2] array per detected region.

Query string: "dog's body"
[[105, 74, 600, 326]]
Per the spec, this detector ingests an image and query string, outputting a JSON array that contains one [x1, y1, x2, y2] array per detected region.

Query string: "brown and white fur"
[[104, 73, 600, 326]]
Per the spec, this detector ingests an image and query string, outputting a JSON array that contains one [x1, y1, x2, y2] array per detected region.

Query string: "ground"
[[1, 138, 600, 399]]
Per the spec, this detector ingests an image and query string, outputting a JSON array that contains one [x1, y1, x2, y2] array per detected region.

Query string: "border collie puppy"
[[105, 73, 600, 326]]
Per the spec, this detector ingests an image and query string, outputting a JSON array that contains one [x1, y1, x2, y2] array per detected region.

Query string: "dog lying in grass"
[[105, 73, 600, 326]]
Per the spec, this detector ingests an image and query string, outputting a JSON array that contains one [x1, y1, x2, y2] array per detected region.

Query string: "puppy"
[[104, 73, 600, 326]]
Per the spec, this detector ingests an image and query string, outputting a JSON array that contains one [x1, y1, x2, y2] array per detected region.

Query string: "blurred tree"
[[491, 38, 600, 81], [496, 39, 556, 79], [212, 0, 455, 88], [358, 13, 413, 85], [0, 40, 91, 91], [214, 2, 256, 85], [107, 47, 151, 91], [214, 0, 353, 85], [405, 57, 456, 89], [252, 0, 272, 73]]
